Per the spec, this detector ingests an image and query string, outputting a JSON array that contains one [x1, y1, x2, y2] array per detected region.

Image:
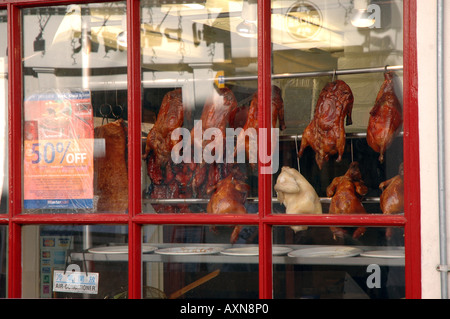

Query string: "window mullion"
[[7, 3, 22, 299], [127, 0, 142, 299], [257, 0, 273, 299], [403, 0, 421, 299]]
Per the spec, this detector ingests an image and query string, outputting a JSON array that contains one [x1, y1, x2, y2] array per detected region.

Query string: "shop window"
[[8, 0, 416, 299], [272, 225, 405, 299], [22, 224, 128, 298], [140, 0, 259, 215], [22, 3, 128, 214], [142, 224, 259, 299]]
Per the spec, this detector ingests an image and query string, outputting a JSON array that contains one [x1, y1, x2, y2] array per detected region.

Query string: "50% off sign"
[[29, 140, 89, 165], [23, 137, 94, 210]]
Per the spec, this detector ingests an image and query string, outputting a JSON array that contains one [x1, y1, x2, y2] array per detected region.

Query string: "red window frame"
[[1, 0, 420, 299]]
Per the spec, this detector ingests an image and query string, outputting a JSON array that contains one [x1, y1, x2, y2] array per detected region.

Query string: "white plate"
[[360, 250, 405, 258], [288, 246, 363, 258], [88, 244, 158, 254], [220, 246, 293, 256], [155, 246, 223, 255]]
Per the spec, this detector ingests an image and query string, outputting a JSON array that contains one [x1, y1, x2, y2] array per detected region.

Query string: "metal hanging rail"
[[224, 65, 404, 82], [144, 197, 381, 205], [280, 131, 404, 141], [138, 65, 404, 86]]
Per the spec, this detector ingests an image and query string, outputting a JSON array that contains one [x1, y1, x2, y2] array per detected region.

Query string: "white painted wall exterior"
[[417, 0, 450, 299]]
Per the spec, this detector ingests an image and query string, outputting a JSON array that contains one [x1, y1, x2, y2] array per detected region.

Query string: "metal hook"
[[384, 65, 389, 74], [294, 135, 301, 173], [100, 103, 112, 125], [112, 104, 124, 120], [332, 69, 337, 82]]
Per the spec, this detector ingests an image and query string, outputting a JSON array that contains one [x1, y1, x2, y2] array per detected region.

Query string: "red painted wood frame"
[[0, 0, 421, 299]]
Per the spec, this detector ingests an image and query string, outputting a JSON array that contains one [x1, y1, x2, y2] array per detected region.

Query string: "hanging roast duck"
[[298, 80, 354, 170], [366, 71, 403, 162]]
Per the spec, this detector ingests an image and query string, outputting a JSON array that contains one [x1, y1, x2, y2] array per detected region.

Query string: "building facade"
[[0, 0, 447, 299]]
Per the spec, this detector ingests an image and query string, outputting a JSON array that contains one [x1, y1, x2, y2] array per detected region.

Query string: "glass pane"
[[273, 225, 405, 299], [22, 224, 128, 298], [0, 225, 6, 297], [0, 10, 7, 215], [142, 224, 259, 299], [272, 0, 404, 218], [141, 1, 259, 220], [270, 1, 405, 299], [22, 3, 128, 213]]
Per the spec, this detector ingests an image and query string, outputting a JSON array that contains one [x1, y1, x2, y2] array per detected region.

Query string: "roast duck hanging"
[[298, 80, 354, 170], [326, 162, 368, 240], [143, 87, 246, 219], [142, 88, 193, 214], [142, 88, 186, 176], [189, 87, 239, 196], [234, 85, 286, 166], [366, 71, 403, 162]]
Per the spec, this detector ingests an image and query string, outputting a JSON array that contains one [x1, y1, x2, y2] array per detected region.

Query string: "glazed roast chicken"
[[326, 162, 368, 240], [298, 80, 354, 170], [206, 169, 250, 243], [235, 85, 286, 164], [274, 166, 322, 232], [94, 119, 128, 213], [367, 71, 403, 162]]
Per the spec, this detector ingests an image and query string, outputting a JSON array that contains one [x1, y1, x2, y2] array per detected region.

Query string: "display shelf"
[[70, 244, 405, 267]]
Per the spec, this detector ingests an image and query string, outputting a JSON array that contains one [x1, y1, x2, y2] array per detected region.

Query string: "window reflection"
[[0, 10, 8, 214], [22, 4, 128, 214], [142, 224, 259, 299], [140, 1, 260, 217], [272, 0, 404, 217], [273, 225, 405, 299], [0, 226, 6, 297], [22, 224, 128, 298]]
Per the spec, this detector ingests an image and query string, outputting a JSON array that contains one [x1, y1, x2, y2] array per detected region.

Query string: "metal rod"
[[279, 131, 404, 141], [224, 65, 403, 82], [144, 197, 381, 205], [437, 0, 448, 300], [138, 65, 404, 87]]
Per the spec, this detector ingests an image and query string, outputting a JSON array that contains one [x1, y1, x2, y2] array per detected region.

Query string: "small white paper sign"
[[53, 270, 99, 294]]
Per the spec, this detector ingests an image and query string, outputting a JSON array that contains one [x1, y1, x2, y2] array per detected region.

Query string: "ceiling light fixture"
[[236, 0, 257, 38], [351, 0, 376, 28], [183, 3, 205, 10], [117, 31, 127, 48]]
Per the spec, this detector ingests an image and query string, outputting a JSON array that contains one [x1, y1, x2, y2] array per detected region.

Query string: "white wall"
[[417, 0, 450, 299]]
